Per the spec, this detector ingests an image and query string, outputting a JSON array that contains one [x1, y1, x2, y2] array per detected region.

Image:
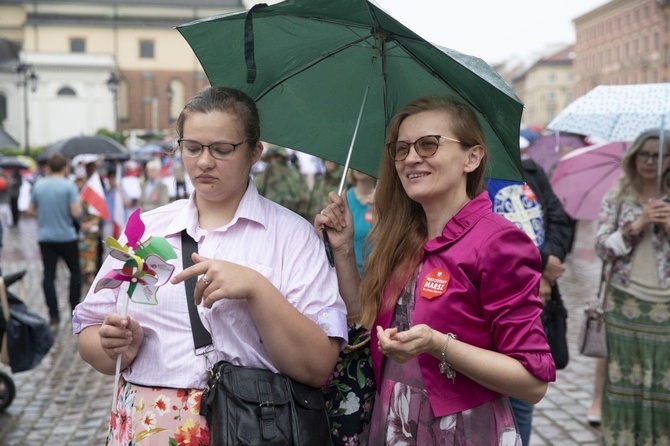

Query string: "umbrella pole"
[[337, 68, 374, 196], [322, 66, 375, 268], [658, 116, 666, 195]]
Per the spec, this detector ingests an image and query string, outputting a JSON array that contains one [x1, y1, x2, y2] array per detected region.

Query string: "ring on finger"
[[202, 275, 210, 285]]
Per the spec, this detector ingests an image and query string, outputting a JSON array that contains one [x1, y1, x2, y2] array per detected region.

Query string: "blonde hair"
[[615, 128, 670, 201], [358, 97, 488, 328]]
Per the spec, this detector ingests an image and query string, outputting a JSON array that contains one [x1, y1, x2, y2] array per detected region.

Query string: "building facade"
[[572, 0, 668, 98], [0, 0, 244, 148], [511, 45, 575, 128]]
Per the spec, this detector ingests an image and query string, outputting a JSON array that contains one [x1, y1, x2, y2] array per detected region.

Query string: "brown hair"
[[172, 86, 260, 154], [358, 96, 488, 328], [47, 152, 69, 173]]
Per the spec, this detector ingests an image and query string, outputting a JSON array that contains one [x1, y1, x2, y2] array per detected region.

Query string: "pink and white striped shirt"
[[73, 181, 348, 389]]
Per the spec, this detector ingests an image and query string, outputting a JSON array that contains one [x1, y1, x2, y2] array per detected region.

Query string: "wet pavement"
[[0, 216, 606, 445]]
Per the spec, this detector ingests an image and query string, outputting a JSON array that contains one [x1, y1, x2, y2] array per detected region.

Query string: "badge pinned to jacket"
[[420, 268, 450, 299]]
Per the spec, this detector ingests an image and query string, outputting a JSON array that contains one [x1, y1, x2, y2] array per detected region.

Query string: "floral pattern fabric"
[[323, 324, 376, 446], [366, 265, 521, 445], [595, 191, 670, 289], [107, 378, 209, 446], [602, 287, 670, 445]]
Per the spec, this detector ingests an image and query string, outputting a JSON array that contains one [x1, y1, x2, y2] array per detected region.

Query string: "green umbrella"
[[177, 0, 524, 185]]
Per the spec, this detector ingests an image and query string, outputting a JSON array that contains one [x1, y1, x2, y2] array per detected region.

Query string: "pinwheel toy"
[[96, 208, 178, 412]]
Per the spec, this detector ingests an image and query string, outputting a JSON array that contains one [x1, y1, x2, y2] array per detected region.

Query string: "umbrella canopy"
[[547, 84, 670, 142], [526, 133, 585, 176], [132, 143, 166, 161], [550, 141, 629, 220], [39, 135, 130, 162], [0, 157, 32, 170], [177, 0, 524, 182]]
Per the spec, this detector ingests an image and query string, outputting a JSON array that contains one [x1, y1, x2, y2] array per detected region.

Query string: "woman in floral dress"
[[317, 96, 556, 445], [595, 128, 670, 445]]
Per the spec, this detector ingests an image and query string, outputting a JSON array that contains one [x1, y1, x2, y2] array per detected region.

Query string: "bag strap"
[[180, 230, 213, 350], [598, 201, 624, 309]]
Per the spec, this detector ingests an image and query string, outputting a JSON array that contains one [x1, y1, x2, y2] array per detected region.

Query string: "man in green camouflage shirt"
[[254, 147, 306, 216]]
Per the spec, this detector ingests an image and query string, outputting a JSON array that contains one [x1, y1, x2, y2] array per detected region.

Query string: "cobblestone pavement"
[[0, 216, 606, 445]]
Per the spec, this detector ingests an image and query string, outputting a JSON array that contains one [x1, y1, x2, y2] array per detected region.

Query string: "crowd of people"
[[3, 84, 666, 445]]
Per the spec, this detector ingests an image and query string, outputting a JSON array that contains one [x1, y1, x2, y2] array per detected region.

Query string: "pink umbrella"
[[526, 133, 585, 176], [550, 141, 630, 220]]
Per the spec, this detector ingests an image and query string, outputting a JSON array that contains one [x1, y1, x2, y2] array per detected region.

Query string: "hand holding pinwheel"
[[94, 208, 177, 412]]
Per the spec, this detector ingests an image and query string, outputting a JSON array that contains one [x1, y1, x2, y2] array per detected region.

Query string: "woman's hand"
[[640, 198, 670, 228], [98, 313, 144, 365], [313, 191, 355, 256], [376, 324, 436, 363], [171, 253, 264, 308]]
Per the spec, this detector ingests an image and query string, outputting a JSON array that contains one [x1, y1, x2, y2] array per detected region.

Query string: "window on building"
[[57, 87, 77, 96], [634, 9, 639, 24], [655, 32, 660, 51], [549, 72, 556, 83], [140, 40, 155, 59], [70, 38, 86, 53], [644, 5, 650, 20]]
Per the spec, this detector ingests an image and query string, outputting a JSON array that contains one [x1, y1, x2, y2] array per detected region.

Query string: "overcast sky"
[[375, 0, 611, 63]]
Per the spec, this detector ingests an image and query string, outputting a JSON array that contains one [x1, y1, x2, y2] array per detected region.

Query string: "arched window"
[[57, 87, 77, 96]]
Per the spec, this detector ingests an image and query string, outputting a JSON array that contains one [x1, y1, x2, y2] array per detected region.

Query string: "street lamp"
[[16, 63, 38, 156], [166, 84, 173, 125], [106, 72, 120, 134]]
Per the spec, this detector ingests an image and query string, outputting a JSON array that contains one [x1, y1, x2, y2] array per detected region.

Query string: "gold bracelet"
[[439, 332, 457, 382]]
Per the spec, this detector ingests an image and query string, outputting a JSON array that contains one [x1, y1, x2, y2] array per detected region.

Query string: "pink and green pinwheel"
[[94, 208, 177, 305]]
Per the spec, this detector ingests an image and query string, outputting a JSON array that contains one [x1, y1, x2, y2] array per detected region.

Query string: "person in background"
[[488, 141, 575, 445], [594, 128, 670, 445], [253, 146, 306, 215], [304, 159, 344, 222], [344, 169, 376, 275], [8, 167, 22, 227], [317, 96, 555, 444], [76, 158, 107, 287], [103, 167, 130, 242], [74, 86, 347, 444], [139, 159, 169, 212], [27, 153, 82, 329]]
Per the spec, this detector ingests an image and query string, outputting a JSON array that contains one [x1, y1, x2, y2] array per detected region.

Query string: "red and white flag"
[[80, 171, 110, 221]]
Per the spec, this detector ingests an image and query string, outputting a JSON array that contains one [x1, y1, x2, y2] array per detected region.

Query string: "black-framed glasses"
[[178, 139, 250, 161], [636, 150, 670, 163], [386, 135, 462, 162]]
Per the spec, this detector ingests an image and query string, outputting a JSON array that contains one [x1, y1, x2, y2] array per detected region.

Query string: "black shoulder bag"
[[180, 230, 332, 446]]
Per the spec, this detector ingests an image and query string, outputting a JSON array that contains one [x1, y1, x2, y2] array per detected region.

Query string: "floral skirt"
[[602, 287, 670, 445], [107, 378, 209, 446], [367, 356, 520, 445]]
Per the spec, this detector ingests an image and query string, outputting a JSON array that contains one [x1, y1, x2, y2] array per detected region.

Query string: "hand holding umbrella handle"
[[322, 226, 335, 268]]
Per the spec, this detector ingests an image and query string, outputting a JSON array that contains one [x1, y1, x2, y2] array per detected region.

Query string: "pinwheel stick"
[[110, 295, 130, 413]]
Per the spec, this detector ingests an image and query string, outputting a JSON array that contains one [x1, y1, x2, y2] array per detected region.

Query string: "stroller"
[[1, 269, 55, 412]]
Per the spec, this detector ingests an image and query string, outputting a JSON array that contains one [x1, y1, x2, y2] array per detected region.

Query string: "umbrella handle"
[[322, 226, 335, 268]]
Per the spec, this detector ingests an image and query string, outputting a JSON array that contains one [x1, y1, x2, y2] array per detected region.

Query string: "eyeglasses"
[[636, 150, 670, 163], [386, 135, 462, 162], [178, 139, 250, 160]]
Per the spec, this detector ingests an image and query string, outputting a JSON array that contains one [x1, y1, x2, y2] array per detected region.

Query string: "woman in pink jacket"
[[316, 96, 556, 445]]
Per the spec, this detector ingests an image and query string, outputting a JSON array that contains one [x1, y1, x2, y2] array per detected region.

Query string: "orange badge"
[[420, 268, 450, 299]]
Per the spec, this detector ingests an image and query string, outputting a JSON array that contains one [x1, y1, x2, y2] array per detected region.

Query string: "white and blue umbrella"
[[547, 83, 670, 192]]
